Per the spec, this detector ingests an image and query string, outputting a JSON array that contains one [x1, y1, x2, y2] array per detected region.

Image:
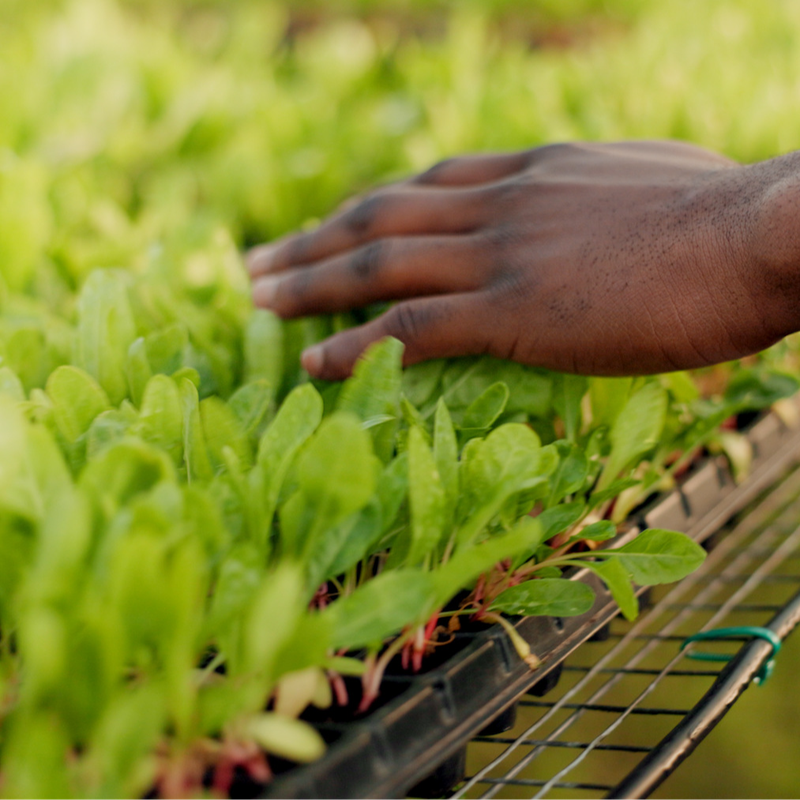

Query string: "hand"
[[248, 141, 797, 380]]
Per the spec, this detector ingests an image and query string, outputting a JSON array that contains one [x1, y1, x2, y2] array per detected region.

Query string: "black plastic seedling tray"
[[264, 408, 800, 800]]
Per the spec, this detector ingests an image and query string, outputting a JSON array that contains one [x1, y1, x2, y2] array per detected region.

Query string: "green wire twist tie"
[[680, 626, 782, 685]]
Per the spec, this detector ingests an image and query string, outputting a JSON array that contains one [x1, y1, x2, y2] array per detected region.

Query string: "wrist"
[[740, 155, 800, 338]]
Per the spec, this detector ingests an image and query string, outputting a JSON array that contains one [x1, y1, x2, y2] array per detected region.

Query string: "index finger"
[[246, 185, 493, 279]]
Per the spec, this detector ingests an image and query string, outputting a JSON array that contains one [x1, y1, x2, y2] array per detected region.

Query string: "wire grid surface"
[[452, 466, 800, 800]]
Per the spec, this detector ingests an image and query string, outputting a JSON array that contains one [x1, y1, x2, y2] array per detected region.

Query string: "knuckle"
[[273, 271, 314, 316], [384, 302, 425, 343], [417, 157, 459, 182], [286, 232, 313, 266], [343, 194, 383, 237], [349, 239, 386, 281], [533, 142, 576, 161]]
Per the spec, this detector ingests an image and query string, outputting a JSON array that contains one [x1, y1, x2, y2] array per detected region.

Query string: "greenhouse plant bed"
[[263, 404, 800, 800]]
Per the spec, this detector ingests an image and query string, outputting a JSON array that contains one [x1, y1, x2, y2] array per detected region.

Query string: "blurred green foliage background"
[[3, 0, 800, 795]]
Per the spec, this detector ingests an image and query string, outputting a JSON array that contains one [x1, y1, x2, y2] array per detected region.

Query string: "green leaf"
[[661, 371, 700, 404], [491, 578, 595, 617], [400, 396, 428, 436], [87, 408, 137, 460], [145, 325, 188, 376], [292, 412, 376, 557], [324, 570, 435, 650], [578, 558, 638, 621], [256, 383, 323, 535], [439, 358, 551, 418], [337, 336, 403, 462], [457, 424, 556, 549], [433, 517, 545, 607], [433, 398, 458, 530], [74, 270, 137, 405], [133, 375, 183, 465], [546, 441, 589, 507], [125, 337, 152, 408], [229, 380, 274, 439], [553, 374, 588, 442], [402, 359, 445, 408], [373, 453, 408, 543], [308, 500, 382, 589], [80, 439, 175, 511], [588, 477, 640, 509], [200, 396, 252, 472], [205, 544, 262, 652], [574, 520, 617, 542], [596, 382, 667, 491], [241, 564, 305, 680], [246, 713, 325, 763], [179, 378, 213, 482], [724, 368, 800, 410], [536, 501, 586, 540], [458, 381, 509, 439], [0, 366, 25, 401], [244, 309, 284, 388], [406, 426, 446, 566], [46, 365, 111, 443], [612, 529, 706, 585], [588, 377, 633, 430]]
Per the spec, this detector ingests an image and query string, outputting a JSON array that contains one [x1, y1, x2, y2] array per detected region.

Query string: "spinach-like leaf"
[[246, 713, 325, 764], [179, 378, 213, 482], [308, 500, 382, 589], [324, 570, 435, 650], [724, 368, 800, 409], [596, 382, 667, 492], [229, 380, 274, 440], [125, 338, 152, 408], [575, 520, 617, 542], [433, 399, 458, 531], [402, 359, 445, 408], [458, 381, 509, 441], [433, 517, 545, 607], [46, 366, 110, 444], [406, 426, 446, 567], [588, 377, 633, 430], [546, 441, 589, 508], [457, 424, 556, 549], [133, 375, 183, 465], [244, 310, 284, 389], [491, 578, 595, 617], [74, 270, 137, 406], [610, 529, 706, 585], [578, 557, 638, 621], [256, 383, 323, 533], [553, 374, 588, 442], [536, 501, 586, 540], [337, 337, 403, 462], [200, 396, 252, 472], [289, 412, 376, 559]]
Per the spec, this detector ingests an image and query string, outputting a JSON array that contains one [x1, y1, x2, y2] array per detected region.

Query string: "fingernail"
[[301, 344, 324, 376], [253, 276, 279, 307], [247, 243, 277, 276]]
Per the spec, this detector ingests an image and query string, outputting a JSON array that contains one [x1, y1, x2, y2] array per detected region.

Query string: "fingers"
[[252, 235, 485, 317], [413, 151, 531, 187], [246, 186, 491, 279], [300, 292, 496, 381]]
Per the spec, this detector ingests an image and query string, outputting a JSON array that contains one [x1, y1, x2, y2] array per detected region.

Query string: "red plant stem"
[[328, 671, 349, 707], [474, 573, 486, 604], [411, 625, 426, 672], [358, 632, 411, 713]]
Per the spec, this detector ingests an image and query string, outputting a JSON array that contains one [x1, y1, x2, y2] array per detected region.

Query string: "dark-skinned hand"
[[248, 140, 800, 380]]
